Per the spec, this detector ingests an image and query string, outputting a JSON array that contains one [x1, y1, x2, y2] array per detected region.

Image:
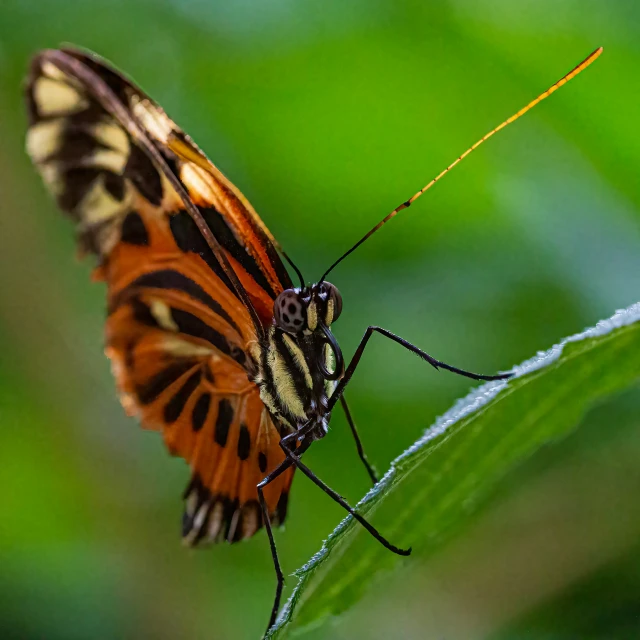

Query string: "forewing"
[[25, 48, 295, 543], [25, 47, 293, 326]]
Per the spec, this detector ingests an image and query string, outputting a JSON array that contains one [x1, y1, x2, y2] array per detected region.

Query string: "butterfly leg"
[[280, 402, 378, 486], [258, 458, 293, 635], [279, 419, 314, 449], [280, 439, 410, 557], [258, 439, 313, 637], [340, 394, 378, 485], [280, 414, 377, 486], [329, 325, 513, 412]]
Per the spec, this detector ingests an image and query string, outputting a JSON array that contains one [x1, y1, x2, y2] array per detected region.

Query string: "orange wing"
[[25, 47, 294, 544]]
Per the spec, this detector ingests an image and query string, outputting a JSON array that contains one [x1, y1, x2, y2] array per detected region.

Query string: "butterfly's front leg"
[[326, 326, 512, 485], [328, 325, 513, 414]]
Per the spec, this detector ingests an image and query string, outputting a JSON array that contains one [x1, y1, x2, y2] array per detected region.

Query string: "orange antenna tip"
[[321, 47, 603, 280]]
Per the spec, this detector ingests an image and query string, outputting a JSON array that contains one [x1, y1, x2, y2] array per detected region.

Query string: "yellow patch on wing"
[[78, 176, 128, 224], [89, 148, 129, 174], [130, 94, 174, 143], [161, 335, 214, 358], [149, 298, 179, 332], [41, 60, 71, 82], [33, 77, 88, 116], [180, 163, 218, 205], [25, 119, 65, 162], [93, 121, 130, 156]]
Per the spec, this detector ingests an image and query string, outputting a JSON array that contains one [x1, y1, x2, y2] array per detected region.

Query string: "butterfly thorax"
[[251, 282, 344, 440]]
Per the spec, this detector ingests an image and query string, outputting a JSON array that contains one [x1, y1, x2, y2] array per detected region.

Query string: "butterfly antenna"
[[320, 47, 603, 282], [282, 250, 306, 288]]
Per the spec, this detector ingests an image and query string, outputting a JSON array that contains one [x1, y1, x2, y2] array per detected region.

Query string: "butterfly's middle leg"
[[340, 394, 378, 485], [258, 457, 292, 636]]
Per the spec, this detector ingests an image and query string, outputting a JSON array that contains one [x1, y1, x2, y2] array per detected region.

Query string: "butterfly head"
[[273, 282, 344, 381], [274, 282, 342, 335]]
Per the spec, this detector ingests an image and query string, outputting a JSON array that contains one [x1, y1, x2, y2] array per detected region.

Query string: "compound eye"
[[274, 289, 306, 333], [321, 282, 343, 324]]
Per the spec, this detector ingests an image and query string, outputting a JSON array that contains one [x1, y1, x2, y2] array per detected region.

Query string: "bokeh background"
[[1, 2, 639, 639]]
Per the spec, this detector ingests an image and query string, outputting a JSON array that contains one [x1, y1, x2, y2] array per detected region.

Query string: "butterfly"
[[24, 46, 602, 636]]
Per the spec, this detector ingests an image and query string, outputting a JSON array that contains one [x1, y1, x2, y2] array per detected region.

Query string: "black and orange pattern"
[[25, 48, 295, 545]]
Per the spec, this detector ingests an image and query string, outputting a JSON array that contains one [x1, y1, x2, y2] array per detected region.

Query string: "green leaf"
[[268, 302, 640, 638]]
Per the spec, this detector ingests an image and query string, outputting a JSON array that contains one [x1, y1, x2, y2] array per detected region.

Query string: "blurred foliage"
[[0, 1, 638, 639]]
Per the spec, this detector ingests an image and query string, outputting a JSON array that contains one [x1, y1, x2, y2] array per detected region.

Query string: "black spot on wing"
[[214, 398, 233, 447], [199, 207, 278, 299], [57, 167, 102, 213], [104, 171, 126, 201], [258, 451, 268, 474], [125, 144, 163, 206], [163, 369, 201, 423], [237, 424, 251, 461], [136, 360, 196, 405], [192, 393, 211, 432], [120, 211, 149, 245], [169, 211, 194, 251]]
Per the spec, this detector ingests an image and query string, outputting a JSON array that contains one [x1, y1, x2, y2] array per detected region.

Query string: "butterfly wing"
[[25, 47, 294, 544]]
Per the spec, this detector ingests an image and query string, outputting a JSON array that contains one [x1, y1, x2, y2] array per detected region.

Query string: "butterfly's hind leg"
[[280, 438, 411, 557], [279, 408, 378, 485], [258, 459, 292, 636], [258, 438, 314, 637]]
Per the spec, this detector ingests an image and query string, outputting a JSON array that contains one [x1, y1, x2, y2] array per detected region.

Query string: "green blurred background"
[[1, 1, 639, 638]]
